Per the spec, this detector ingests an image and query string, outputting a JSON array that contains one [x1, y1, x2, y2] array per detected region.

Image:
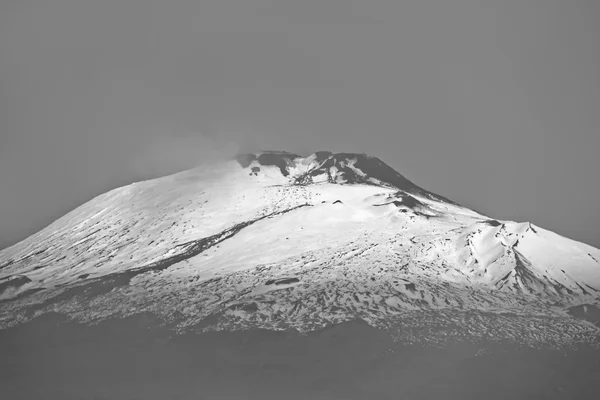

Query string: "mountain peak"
[[235, 150, 419, 190], [1, 148, 599, 354], [233, 150, 462, 206]]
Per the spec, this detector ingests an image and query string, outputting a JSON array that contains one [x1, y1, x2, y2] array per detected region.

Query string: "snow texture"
[[0, 151, 599, 347]]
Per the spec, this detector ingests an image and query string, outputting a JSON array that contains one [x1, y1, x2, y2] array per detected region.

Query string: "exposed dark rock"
[[0, 287, 44, 304], [405, 283, 417, 292], [266, 277, 300, 285], [275, 277, 300, 285], [484, 219, 503, 227], [373, 195, 425, 212], [298, 153, 456, 206], [0, 259, 15, 270], [242, 302, 259, 312], [0, 275, 31, 295], [249, 166, 261, 176], [24, 204, 311, 316], [256, 152, 300, 177], [228, 302, 259, 313], [351, 154, 417, 189], [236, 151, 301, 176], [568, 304, 600, 327], [310, 168, 326, 177], [314, 151, 333, 163], [396, 194, 424, 209]]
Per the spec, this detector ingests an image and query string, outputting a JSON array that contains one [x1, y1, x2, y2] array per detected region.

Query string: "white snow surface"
[[0, 151, 599, 345]]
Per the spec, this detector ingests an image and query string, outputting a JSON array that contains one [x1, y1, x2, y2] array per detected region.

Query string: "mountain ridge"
[[0, 150, 599, 348]]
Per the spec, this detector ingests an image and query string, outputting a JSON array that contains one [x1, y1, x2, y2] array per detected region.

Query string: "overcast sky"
[[1, 0, 599, 250]]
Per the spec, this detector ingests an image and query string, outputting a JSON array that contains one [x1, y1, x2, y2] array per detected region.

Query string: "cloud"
[[127, 129, 251, 181]]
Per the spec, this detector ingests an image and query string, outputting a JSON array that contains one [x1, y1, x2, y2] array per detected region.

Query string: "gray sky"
[[1, 0, 599, 250]]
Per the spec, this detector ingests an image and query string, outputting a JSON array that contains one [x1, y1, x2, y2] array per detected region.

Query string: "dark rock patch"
[[190, 312, 223, 331], [338, 166, 359, 184], [228, 302, 259, 313], [333, 200, 343, 205], [266, 277, 300, 286], [568, 304, 600, 327], [484, 219, 503, 227], [405, 283, 417, 292], [77, 273, 90, 280], [249, 166, 261, 176], [348, 153, 418, 191], [0, 259, 15, 270], [0, 287, 44, 304], [396, 194, 425, 209], [300, 153, 461, 208], [0, 275, 31, 295], [275, 277, 300, 285], [314, 151, 333, 163], [242, 303, 259, 312], [236, 151, 302, 176], [24, 205, 311, 316], [310, 167, 327, 177], [257, 152, 300, 177], [371, 193, 428, 212]]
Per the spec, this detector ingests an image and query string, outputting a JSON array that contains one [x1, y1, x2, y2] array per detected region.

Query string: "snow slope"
[[0, 151, 599, 346]]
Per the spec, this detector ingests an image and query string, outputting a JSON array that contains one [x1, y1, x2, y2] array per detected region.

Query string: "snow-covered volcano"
[[1, 151, 599, 347]]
